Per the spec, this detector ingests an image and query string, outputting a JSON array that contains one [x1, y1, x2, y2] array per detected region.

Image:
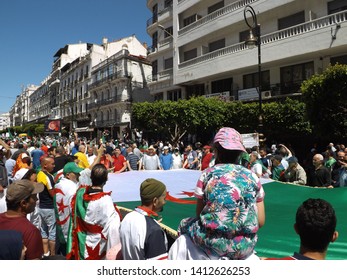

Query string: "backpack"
[[0, 162, 8, 187]]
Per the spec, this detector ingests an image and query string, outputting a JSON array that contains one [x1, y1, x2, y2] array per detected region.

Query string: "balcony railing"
[[147, 68, 173, 83], [158, 4, 173, 16], [179, 10, 347, 69], [88, 96, 128, 110], [89, 71, 129, 89], [178, 0, 258, 36], [146, 15, 158, 27], [95, 117, 125, 127], [147, 37, 173, 55], [76, 112, 90, 120], [91, 49, 127, 71], [159, 36, 173, 47]]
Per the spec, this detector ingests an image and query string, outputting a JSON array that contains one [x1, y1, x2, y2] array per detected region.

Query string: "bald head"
[[79, 145, 86, 152], [41, 156, 55, 173], [313, 153, 324, 168]]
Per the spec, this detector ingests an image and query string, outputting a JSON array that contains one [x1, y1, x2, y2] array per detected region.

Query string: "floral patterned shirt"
[[179, 163, 265, 260]]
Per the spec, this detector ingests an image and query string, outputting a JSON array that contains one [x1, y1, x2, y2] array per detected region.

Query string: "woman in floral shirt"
[[169, 127, 265, 260]]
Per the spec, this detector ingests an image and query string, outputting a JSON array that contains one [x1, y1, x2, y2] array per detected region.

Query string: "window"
[[211, 78, 233, 93], [152, 60, 158, 81], [186, 84, 204, 99], [209, 38, 225, 52], [164, 57, 173, 69], [164, 26, 173, 38], [183, 14, 202, 27], [167, 90, 182, 101], [208, 1, 224, 14], [331, 55, 347, 65], [243, 71, 270, 90], [183, 48, 197, 61], [278, 11, 305, 30], [328, 0, 347, 14], [152, 4, 158, 22], [239, 30, 251, 43], [280, 62, 314, 94], [154, 92, 163, 101], [164, 0, 172, 8], [152, 31, 158, 49]]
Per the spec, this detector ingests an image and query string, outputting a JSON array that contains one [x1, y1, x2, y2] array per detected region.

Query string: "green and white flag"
[[66, 186, 121, 260]]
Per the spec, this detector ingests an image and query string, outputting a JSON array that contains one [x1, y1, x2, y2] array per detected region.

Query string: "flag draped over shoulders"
[[66, 185, 121, 260]]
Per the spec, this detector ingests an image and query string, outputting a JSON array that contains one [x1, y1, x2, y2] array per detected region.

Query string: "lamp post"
[[244, 5, 264, 145]]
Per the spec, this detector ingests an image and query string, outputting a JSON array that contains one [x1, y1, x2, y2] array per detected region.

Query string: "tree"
[[301, 64, 347, 142], [262, 98, 311, 141], [131, 97, 227, 145], [132, 96, 311, 146]]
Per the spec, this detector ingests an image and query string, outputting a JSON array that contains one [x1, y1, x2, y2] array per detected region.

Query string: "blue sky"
[[0, 0, 151, 114]]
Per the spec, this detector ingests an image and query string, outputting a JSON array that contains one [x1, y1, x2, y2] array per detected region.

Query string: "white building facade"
[[9, 35, 152, 139], [0, 113, 10, 131], [147, 0, 347, 101], [88, 36, 152, 139]]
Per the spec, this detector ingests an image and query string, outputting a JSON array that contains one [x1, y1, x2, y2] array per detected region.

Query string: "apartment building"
[[9, 85, 38, 126], [88, 36, 152, 139], [0, 113, 10, 131], [13, 35, 151, 139], [147, 0, 347, 101]]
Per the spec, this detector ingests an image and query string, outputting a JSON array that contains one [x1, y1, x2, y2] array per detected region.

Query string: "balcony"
[[147, 68, 173, 84], [158, 4, 173, 22], [176, 10, 347, 84], [76, 112, 90, 121], [146, 15, 158, 28], [95, 117, 125, 127], [89, 71, 129, 89], [91, 49, 127, 71], [178, 0, 258, 37], [147, 37, 173, 56], [88, 96, 127, 110]]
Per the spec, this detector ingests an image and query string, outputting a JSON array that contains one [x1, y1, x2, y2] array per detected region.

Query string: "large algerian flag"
[[66, 186, 121, 260], [104, 170, 347, 260]]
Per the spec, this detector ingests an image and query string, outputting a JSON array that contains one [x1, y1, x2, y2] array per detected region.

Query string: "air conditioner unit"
[[261, 90, 272, 98]]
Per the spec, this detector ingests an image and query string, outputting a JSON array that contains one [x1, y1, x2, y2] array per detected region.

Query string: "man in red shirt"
[[0, 179, 44, 259], [111, 147, 127, 173], [200, 145, 213, 170]]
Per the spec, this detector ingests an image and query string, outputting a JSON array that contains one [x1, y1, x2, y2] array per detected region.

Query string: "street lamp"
[[244, 5, 264, 145]]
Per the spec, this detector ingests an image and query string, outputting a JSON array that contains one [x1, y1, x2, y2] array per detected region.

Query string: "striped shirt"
[[126, 152, 139, 170]]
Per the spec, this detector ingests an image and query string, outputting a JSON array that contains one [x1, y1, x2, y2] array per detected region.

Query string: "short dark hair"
[[91, 164, 108, 187], [296, 198, 336, 252]]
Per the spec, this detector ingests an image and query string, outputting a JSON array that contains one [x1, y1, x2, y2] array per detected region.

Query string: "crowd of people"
[[0, 130, 346, 260]]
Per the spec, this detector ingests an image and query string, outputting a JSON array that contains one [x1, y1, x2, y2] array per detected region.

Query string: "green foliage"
[[132, 96, 310, 144], [301, 63, 347, 141], [263, 98, 311, 140], [34, 124, 44, 136], [132, 97, 227, 144]]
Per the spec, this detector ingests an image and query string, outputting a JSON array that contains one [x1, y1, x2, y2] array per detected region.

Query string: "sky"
[[0, 0, 151, 114]]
